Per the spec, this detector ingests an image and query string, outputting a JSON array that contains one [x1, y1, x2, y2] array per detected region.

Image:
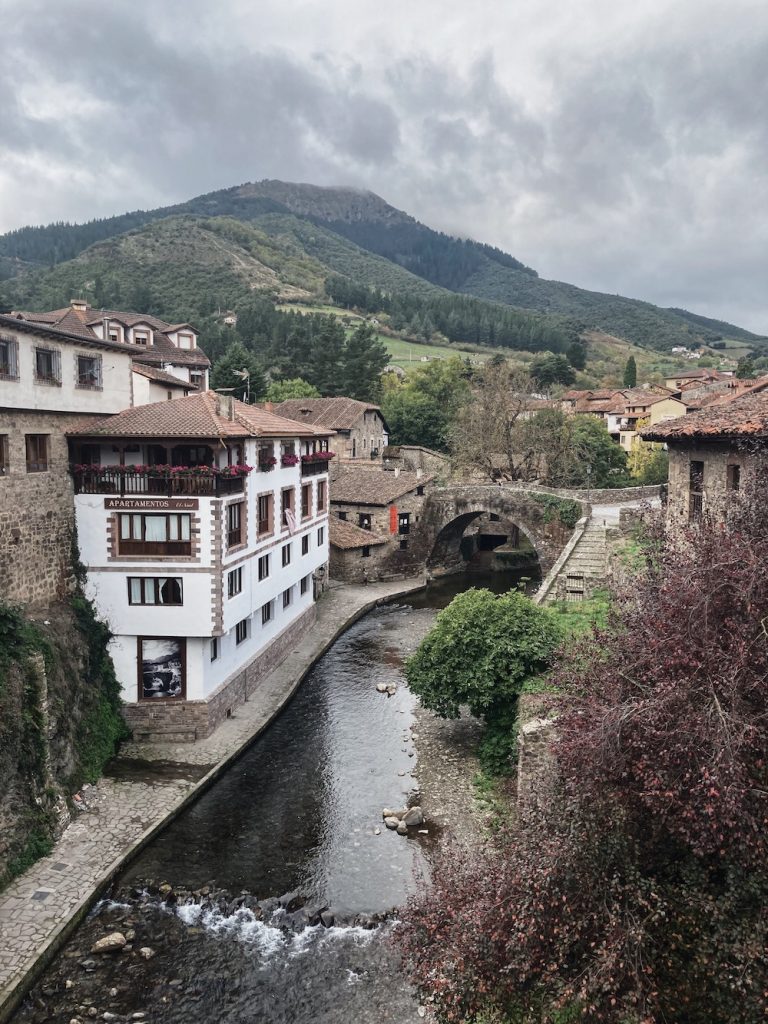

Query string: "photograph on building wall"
[[139, 638, 185, 699]]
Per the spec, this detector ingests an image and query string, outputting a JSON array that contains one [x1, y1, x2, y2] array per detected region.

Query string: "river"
[[11, 568, 536, 1024]]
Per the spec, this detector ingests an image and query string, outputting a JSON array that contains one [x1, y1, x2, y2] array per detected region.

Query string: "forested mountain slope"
[[0, 179, 762, 351]]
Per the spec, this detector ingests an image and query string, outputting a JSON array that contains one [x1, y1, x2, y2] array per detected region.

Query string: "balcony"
[[72, 466, 247, 497], [300, 451, 335, 477]]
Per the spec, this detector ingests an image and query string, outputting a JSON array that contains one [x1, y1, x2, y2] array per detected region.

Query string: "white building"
[[67, 391, 334, 741], [10, 300, 211, 391]]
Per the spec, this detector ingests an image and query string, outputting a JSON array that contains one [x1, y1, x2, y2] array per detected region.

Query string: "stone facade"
[[665, 440, 747, 523], [330, 540, 390, 583], [121, 603, 316, 742], [382, 445, 450, 479], [0, 410, 102, 606], [331, 485, 431, 578]]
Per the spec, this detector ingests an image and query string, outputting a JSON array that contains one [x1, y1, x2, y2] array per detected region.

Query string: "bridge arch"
[[419, 486, 586, 578]]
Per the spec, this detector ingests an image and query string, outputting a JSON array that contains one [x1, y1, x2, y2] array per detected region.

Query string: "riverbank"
[[0, 577, 427, 1024]]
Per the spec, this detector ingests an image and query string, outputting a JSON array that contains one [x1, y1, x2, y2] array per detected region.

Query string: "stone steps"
[[544, 519, 609, 602]]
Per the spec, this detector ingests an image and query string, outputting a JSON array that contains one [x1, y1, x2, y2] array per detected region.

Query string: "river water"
[[12, 569, 535, 1024]]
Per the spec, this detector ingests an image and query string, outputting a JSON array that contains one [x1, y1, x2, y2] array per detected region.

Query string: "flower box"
[[301, 451, 336, 464], [281, 454, 300, 467]]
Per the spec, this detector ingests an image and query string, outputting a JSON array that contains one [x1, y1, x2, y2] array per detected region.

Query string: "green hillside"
[[0, 178, 762, 353]]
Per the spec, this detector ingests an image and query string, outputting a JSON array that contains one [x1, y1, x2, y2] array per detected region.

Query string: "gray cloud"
[[2, 0, 768, 331]]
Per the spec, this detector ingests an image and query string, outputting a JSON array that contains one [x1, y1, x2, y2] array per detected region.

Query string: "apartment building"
[[67, 392, 334, 741]]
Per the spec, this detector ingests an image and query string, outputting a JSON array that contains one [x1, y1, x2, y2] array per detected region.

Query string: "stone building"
[[382, 444, 449, 479], [0, 314, 135, 605], [641, 389, 768, 522], [328, 516, 388, 582], [68, 392, 333, 741], [275, 397, 389, 462], [329, 467, 434, 579]]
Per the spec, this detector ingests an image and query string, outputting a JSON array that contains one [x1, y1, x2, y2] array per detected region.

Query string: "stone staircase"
[[538, 517, 610, 603]]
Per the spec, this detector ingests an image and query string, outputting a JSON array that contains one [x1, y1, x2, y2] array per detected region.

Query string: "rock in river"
[[384, 816, 400, 830], [403, 806, 424, 827], [90, 933, 126, 954]]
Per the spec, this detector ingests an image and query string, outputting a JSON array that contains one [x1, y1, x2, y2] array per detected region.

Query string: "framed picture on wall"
[[138, 637, 186, 700]]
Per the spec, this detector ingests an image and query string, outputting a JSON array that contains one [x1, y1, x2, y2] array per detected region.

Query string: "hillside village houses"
[[0, 303, 334, 742], [275, 396, 389, 461]]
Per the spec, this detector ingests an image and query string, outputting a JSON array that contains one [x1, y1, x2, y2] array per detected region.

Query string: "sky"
[[2, 0, 767, 331]]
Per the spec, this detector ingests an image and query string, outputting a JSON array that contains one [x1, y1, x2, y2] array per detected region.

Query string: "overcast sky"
[[2, 0, 767, 331]]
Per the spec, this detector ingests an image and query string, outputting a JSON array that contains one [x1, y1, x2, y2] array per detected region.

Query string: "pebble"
[[374, 827, 381, 835]]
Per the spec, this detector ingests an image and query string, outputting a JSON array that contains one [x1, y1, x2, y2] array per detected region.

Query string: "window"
[[190, 371, 203, 388], [400, 538, 409, 550], [282, 543, 291, 567], [362, 546, 371, 558], [76, 354, 102, 389], [727, 464, 741, 491], [210, 637, 219, 662], [301, 483, 311, 519], [25, 434, 49, 473], [118, 513, 192, 556], [337, 511, 348, 521], [317, 526, 325, 545], [167, 391, 173, 401], [358, 513, 371, 531], [128, 577, 183, 606], [235, 618, 249, 645], [34, 347, 61, 385], [416, 485, 425, 496], [398, 512, 410, 535], [281, 487, 295, 529], [301, 534, 310, 555], [227, 501, 245, 548], [134, 333, 148, 346], [227, 566, 243, 598], [317, 481, 327, 512], [0, 435, 8, 476], [0, 336, 19, 380], [689, 460, 704, 522], [178, 333, 194, 349], [282, 587, 292, 609], [258, 493, 273, 535], [300, 574, 310, 596], [261, 601, 273, 625], [258, 554, 270, 580]]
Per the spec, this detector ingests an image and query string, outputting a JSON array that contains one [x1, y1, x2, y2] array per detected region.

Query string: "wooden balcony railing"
[[72, 468, 246, 497]]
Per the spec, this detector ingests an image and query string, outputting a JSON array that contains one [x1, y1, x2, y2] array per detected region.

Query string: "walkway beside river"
[[0, 578, 426, 1023]]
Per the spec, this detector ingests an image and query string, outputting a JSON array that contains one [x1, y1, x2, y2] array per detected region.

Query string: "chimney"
[[70, 298, 88, 317], [215, 394, 235, 421]]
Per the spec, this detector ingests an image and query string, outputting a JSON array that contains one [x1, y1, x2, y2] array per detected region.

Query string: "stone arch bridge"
[[413, 484, 588, 578]]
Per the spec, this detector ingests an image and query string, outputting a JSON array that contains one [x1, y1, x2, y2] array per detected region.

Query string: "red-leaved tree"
[[396, 475, 768, 1023]]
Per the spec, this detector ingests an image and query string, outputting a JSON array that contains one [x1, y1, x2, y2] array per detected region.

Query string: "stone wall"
[[507, 482, 662, 503], [666, 440, 745, 523], [0, 409, 101, 607], [331, 488, 431, 579], [122, 604, 317, 742], [330, 543, 391, 583]]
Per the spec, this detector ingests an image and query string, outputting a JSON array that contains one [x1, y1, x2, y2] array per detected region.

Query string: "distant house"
[[275, 397, 389, 461], [11, 300, 211, 391], [641, 389, 768, 522], [664, 368, 727, 391], [329, 516, 388, 583], [329, 467, 434, 579]]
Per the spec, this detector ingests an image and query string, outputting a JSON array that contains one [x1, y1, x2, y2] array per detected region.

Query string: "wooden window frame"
[[398, 512, 411, 535], [301, 534, 310, 556], [282, 543, 291, 567], [727, 463, 741, 491], [282, 587, 292, 609], [117, 512, 192, 556], [281, 486, 295, 530], [358, 513, 371, 531], [258, 553, 270, 580], [25, 434, 49, 473], [300, 575, 310, 596], [257, 492, 274, 536], [362, 546, 371, 558], [127, 577, 183, 606], [76, 353, 103, 390], [0, 336, 19, 381], [210, 637, 219, 662], [261, 601, 273, 626], [301, 483, 311, 519], [317, 526, 325, 546], [235, 618, 249, 645], [227, 500, 245, 549], [316, 480, 327, 513], [227, 566, 243, 598], [33, 346, 62, 386]]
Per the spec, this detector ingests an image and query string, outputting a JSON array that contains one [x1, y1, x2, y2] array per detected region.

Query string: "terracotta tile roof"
[[12, 304, 210, 367], [665, 368, 726, 381], [330, 467, 433, 506], [330, 516, 388, 550], [0, 313, 133, 353], [131, 364, 194, 388], [66, 392, 334, 440], [275, 397, 388, 431], [574, 396, 621, 414], [641, 389, 768, 441]]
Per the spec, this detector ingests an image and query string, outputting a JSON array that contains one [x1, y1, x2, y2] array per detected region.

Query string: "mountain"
[[0, 180, 762, 352]]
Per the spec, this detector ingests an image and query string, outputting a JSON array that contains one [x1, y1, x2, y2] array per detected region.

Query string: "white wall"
[[1, 326, 133, 414]]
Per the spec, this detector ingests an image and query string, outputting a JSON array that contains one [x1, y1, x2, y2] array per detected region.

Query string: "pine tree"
[[623, 355, 637, 387]]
